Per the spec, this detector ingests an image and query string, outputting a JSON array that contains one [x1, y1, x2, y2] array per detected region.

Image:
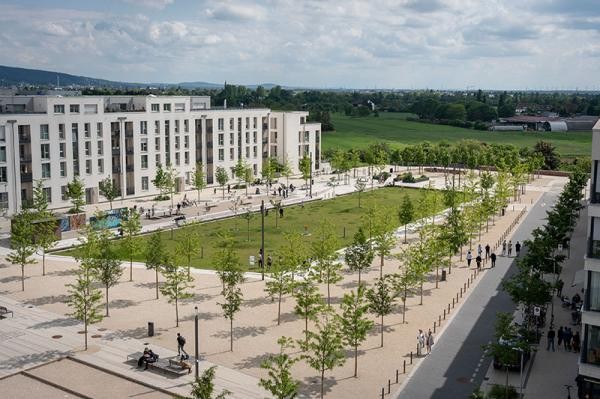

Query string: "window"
[[155, 137, 160, 151], [163, 103, 171, 112], [184, 119, 189, 133], [98, 159, 104, 174], [70, 104, 80, 113], [84, 141, 91, 156], [588, 272, 600, 311], [40, 124, 49, 140], [246, 117, 250, 129], [246, 146, 250, 158], [218, 133, 224, 146], [84, 104, 98, 114], [253, 117, 257, 129], [304, 131, 310, 141], [0, 192, 7, 209], [141, 138, 148, 152], [58, 124, 65, 140], [175, 152, 180, 166], [155, 154, 161, 165], [141, 154, 148, 169], [184, 135, 189, 149], [0, 126, 5, 141], [229, 133, 234, 145], [218, 118, 224, 131], [59, 143, 66, 158], [245, 132, 250, 144], [151, 103, 160, 112], [54, 104, 65, 114], [71, 123, 78, 137], [0, 147, 5, 162], [41, 144, 50, 159], [229, 148, 235, 160], [0, 167, 7, 182], [97, 122, 103, 137], [165, 120, 170, 133], [229, 118, 234, 130], [86, 159, 92, 174], [43, 187, 52, 203], [142, 176, 149, 190], [60, 162, 67, 177], [271, 117, 277, 129], [154, 121, 160, 134], [253, 146, 257, 158], [84, 123, 90, 138], [41, 163, 51, 178], [218, 148, 225, 161], [253, 131, 257, 144], [140, 121, 147, 135], [61, 185, 67, 200], [174, 103, 185, 112], [175, 120, 180, 133], [97, 141, 103, 155], [585, 325, 600, 365], [184, 151, 189, 165], [175, 136, 180, 150]]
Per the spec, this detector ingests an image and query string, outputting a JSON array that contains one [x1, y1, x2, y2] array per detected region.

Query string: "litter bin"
[[390, 168, 393, 173], [501, 207, 506, 216], [148, 322, 154, 337], [441, 270, 447, 282]]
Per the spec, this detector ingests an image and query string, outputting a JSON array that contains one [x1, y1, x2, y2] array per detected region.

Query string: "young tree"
[[354, 180, 366, 208], [66, 176, 86, 213], [98, 176, 119, 209], [121, 208, 142, 281], [299, 155, 311, 189], [265, 256, 294, 326], [161, 257, 194, 327], [219, 282, 243, 352], [372, 206, 397, 276], [344, 227, 374, 286], [192, 163, 207, 201], [310, 220, 342, 306], [8, 210, 37, 291], [177, 224, 200, 278], [270, 199, 283, 228], [294, 278, 324, 347], [240, 208, 254, 241], [233, 159, 248, 191], [92, 227, 123, 317], [190, 365, 231, 399], [213, 233, 245, 291], [300, 311, 345, 399], [280, 158, 292, 185], [243, 166, 254, 196], [280, 232, 307, 288], [145, 231, 168, 300], [152, 163, 175, 202], [261, 158, 275, 186], [398, 194, 414, 244], [367, 275, 397, 347], [215, 166, 229, 199], [259, 337, 300, 399], [32, 180, 57, 276], [338, 286, 374, 377], [395, 250, 418, 324]]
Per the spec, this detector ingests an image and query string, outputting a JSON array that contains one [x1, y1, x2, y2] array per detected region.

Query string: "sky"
[[0, 0, 599, 90]]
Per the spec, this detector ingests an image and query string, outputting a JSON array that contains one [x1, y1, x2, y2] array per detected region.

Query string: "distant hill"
[[0, 65, 288, 90]]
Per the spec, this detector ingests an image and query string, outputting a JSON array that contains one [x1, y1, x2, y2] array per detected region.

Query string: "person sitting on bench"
[[138, 347, 158, 370]]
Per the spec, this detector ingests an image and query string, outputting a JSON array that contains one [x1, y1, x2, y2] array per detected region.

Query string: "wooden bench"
[[205, 203, 218, 211], [0, 306, 13, 318], [126, 352, 189, 376]]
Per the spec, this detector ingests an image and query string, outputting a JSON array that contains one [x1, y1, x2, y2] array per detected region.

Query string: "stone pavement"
[[0, 295, 268, 398]]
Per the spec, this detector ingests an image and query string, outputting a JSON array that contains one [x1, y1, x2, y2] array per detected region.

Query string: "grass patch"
[[323, 112, 592, 157], [57, 187, 443, 271]]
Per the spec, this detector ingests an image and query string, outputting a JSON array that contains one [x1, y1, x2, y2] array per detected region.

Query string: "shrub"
[[401, 172, 415, 183], [488, 384, 518, 399]]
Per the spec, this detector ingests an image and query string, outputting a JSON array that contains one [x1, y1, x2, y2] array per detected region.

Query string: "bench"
[[205, 203, 218, 211], [126, 352, 189, 376], [0, 306, 13, 318]]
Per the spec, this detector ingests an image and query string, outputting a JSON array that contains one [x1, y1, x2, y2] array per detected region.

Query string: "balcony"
[[18, 134, 31, 143], [20, 173, 32, 183], [588, 239, 600, 259], [126, 164, 134, 172], [592, 191, 600, 204]]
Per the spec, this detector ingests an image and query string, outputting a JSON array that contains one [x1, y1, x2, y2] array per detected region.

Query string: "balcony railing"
[[20, 173, 32, 183], [588, 239, 600, 259]]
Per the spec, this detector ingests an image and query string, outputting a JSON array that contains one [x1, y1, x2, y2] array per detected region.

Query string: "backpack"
[[179, 336, 186, 345]]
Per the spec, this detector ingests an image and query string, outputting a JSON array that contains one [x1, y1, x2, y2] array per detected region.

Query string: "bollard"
[[403, 360, 406, 373], [396, 369, 399, 383], [433, 323, 436, 333], [448, 303, 451, 312], [388, 380, 391, 394], [464, 283, 467, 290], [456, 293, 459, 301], [439, 315, 441, 324], [444, 309, 446, 319], [467, 279, 470, 288], [381, 387, 385, 399], [343, 227, 346, 238], [452, 298, 455, 307], [410, 352, 413, 364], [201, 246, 204, 258]]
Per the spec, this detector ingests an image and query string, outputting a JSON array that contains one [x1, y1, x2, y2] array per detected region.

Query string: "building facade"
[[580, 119, 600, 397], [0, 95, 321, 215]]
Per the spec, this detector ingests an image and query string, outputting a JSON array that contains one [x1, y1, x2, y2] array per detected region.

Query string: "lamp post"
[[261, 200, 265, 281], [194, 305, 199, 379]]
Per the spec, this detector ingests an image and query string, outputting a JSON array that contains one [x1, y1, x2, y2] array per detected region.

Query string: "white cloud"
[[121, 0, 175, 10]]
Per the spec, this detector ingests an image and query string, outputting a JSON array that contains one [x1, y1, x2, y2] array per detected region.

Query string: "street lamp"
[[194, 305, 199, 379]]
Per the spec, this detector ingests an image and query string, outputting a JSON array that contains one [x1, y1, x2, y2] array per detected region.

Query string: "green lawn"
[[322, 112, 592, 157], [57, 187, 442, 271]]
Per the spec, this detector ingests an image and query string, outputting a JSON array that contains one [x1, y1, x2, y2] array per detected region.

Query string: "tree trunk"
[[109, 200, 113, 210], [404, 226, 407, 244], [155, 269, 159, 300], [380, 254, 384, 278], [320, 368, 325, 399], [84, 309, 88, 350], [358, 191, 361, 208], [449, 253, 452, 274], [380, 315, 384, 347], [358, 270, 362, 287], [105, 285, 109, 317], [175, 296, 179, 327], [42, 252, 46, 276], [305, 315, 309, 348], [436, 266, 439, 289], [129, 257, 133, 282], [21, 264, 24, 291], [402, 297, 406, 324], [247, 220, 250, 241], [354, 345, 358, 377], [197, 189, 200, 202], [327, 282, 331, 307], [230, 318, 234, 352], [277, 290, 282, 326], [420, 282, 423, 305]]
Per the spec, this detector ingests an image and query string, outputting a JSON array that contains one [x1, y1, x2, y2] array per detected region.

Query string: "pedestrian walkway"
[[0, 295, 267, 398]]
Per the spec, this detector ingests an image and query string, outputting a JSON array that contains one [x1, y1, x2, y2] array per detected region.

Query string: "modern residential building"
[[580, 119, 600, 397], [0, 95, 321, 216]]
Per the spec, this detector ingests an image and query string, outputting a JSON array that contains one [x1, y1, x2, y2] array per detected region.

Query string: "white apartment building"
[[580, 119, 600, 396], [0, 95, 321, 215]]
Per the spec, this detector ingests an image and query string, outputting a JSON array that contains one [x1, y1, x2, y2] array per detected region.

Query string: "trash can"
[[390, 168, 393, 173], [148, 322, 154, 337], [441, 270, 447, 282], [501, 207, 506, 216]]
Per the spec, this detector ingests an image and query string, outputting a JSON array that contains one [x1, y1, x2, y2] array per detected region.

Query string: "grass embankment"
[[57, 187, 444, 270], [322, 112, 591, 157]]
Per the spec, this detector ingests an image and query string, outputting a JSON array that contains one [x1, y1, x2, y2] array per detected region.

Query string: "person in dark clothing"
[[557, 327, 564, 349], [138, 348, 158, 369], [466, 250, 472, 267], [267, 255, 273, 270], [556, 279, 564, 297], [476, 255, 482, 269], [547, 327, 556, 351], [177, 333, 189, 359], [490, 252, 497, 268], [227, 184, 231, 193], [279, 207, 284, 218], [564, 328, 573, 351], [515, 241, 521, 257], [572, 331, 581, 352], [485, 244, 490, 260]]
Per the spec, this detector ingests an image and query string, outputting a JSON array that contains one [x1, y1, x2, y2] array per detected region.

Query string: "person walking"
[[177, 333, 189, 359], [515, 241, 521, 257], [557, 327, 564, 350], [485, 244, 490, 260], [547, 327, 556, 351], [267, 255, 273, 270], [502, 240, 507, 256], [466, 251, 472, 267], [490, 252, 497, 268], [476, 255, 482, 269], [279, 207, 284, 218], [556, 279, 564, 297], [573, 331, 581, 352], [426, 329, 435, 355], [564, 328, 573, 351], [508, 240, 513, 257], [417, 330, 425, 357], [477, 244, 483, 258]]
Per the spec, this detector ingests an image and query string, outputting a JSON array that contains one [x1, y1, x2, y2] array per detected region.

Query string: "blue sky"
[[0, 0, 599, 90]]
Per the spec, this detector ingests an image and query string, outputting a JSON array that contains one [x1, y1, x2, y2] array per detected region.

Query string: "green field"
[[57, 187, 442, 270], [322, 112, 592, 157]]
